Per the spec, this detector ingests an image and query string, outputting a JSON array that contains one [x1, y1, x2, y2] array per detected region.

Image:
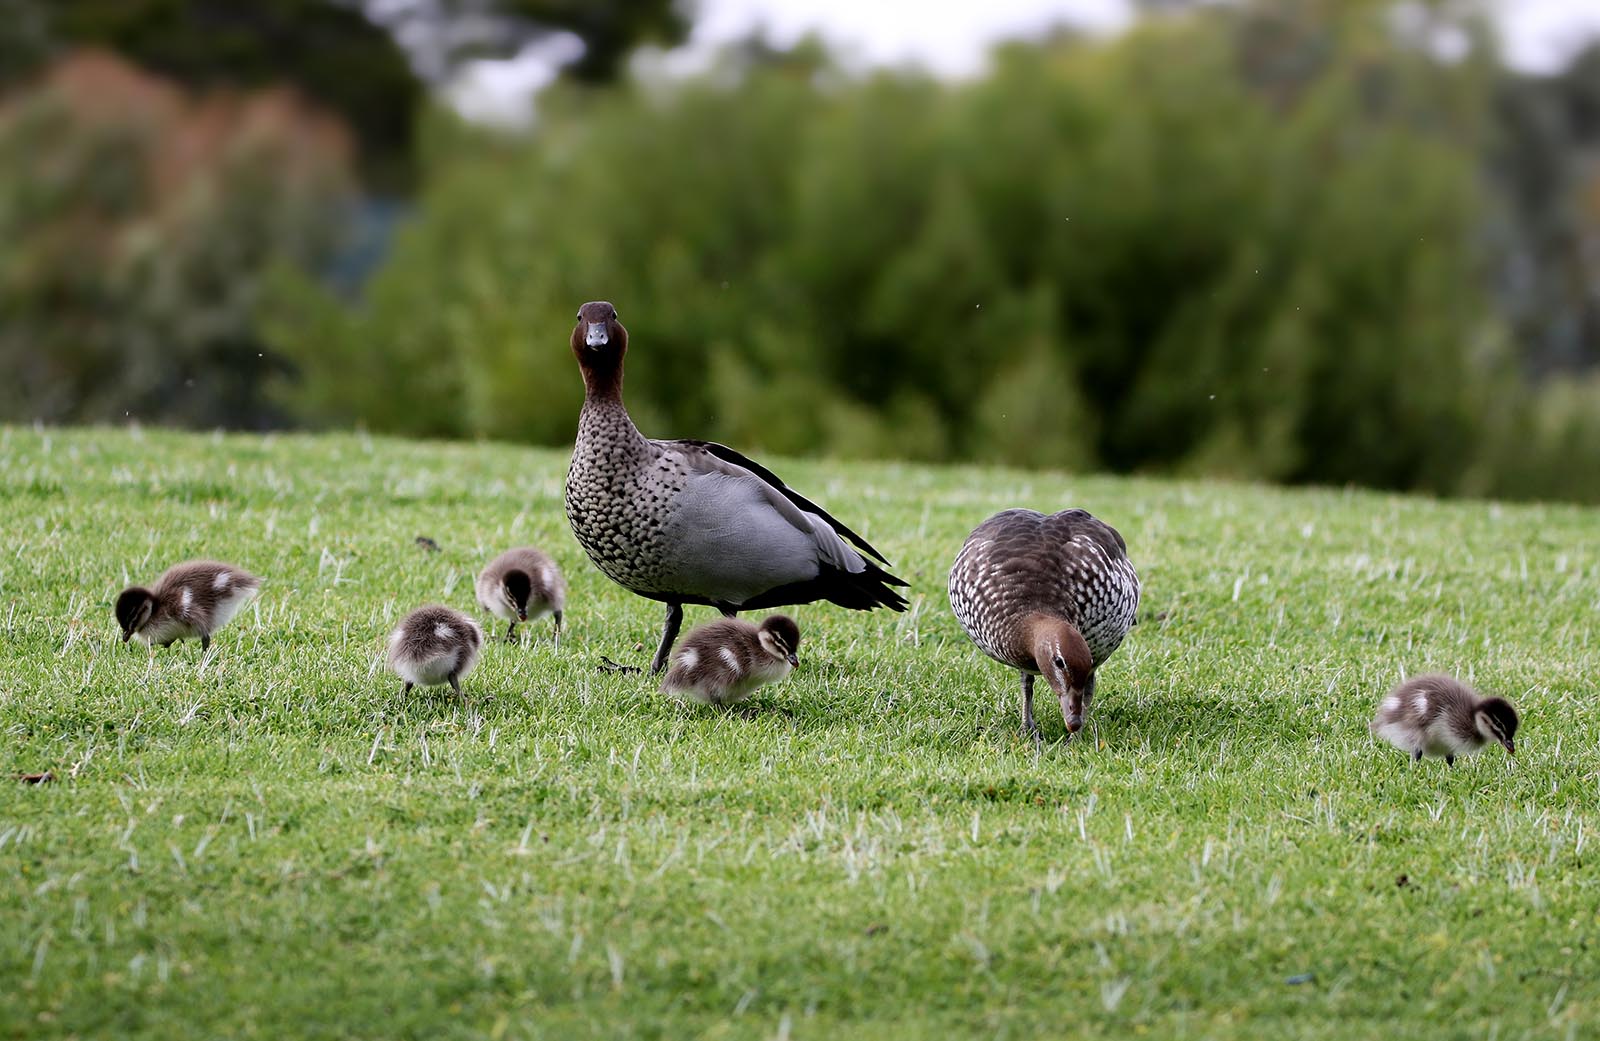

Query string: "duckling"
[[948, 508, 1140, 748], [115, 560, 262, 651], [564, 301, 907, 674], [660, 614, 801, 707], [475, 547, 566, 644], [387, 605, 483, 696], [1371, 673, 1518, 766]]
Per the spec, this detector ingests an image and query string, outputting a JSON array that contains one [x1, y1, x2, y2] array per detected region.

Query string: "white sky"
[[451, 0, 1600, 124]]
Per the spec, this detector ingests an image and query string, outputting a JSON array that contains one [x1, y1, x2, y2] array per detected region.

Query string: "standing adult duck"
[[564, 300, 908, 673], [948, 508, 1140, 747]]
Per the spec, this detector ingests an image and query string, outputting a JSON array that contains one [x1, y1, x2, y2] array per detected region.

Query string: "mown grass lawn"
[[1, 425, 1597, 1040]]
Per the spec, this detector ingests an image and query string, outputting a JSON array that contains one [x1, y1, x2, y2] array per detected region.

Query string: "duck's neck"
[[1021, 613, 1091, 675], [576, 360, 648, 450], [580, 355, 625, 407]]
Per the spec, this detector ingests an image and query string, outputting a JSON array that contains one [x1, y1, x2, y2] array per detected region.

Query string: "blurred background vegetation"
[[3, 0, 1600, 502]]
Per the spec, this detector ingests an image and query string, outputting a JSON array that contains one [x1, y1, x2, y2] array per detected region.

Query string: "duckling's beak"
[[518, 610, 528, 622], [1503, 739, 1515, 755], [787, 652, 799, 668], [121, 629, 132, 643], [585, 321, 609, 347]]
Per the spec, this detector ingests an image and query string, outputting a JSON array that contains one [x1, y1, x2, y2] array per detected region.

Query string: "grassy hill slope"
[[2, 426, 1597, 1039]]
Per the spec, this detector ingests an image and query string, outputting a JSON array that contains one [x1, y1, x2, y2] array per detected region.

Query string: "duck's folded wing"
[[667, 439, 894, 567], [661, 439, 867, 574]]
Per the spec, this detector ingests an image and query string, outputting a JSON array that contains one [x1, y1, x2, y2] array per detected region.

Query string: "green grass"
[[2, 425, 1598, 1040]]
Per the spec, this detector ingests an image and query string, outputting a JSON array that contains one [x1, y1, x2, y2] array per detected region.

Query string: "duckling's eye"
[[1053, 656, 1066, 669]]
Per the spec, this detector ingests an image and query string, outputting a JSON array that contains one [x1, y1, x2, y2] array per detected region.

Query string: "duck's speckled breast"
[[565, 403, 689, 594]]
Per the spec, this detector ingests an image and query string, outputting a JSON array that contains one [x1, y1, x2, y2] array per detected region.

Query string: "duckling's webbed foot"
[[597, 655, 641, 675], [649, 602, 684, 675]]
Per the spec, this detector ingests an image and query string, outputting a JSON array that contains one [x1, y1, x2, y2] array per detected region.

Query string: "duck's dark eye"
[[1053, 656, 1066, 669]]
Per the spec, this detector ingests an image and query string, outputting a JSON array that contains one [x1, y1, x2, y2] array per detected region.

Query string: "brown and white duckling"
[[659, 614, 802, 707], [948, 508, 1140, 749], [387, 605, 483, 696], [115, 560, 262, 651], [1371, 673, 1518, 766], [475, 547, 566, 644]]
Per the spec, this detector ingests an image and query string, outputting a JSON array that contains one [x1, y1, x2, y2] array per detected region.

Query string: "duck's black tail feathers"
[[741, 561, 909, 613]]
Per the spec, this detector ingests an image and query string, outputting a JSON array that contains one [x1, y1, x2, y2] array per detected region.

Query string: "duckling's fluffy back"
[[388, 605, 483, 686]]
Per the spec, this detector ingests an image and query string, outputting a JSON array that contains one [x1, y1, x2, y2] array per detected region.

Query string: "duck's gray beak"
[[1060, 691, 1084, 734], [121, 629, 132, 643], [1503, 739, 1515, 755], [585, 321, 609, 347], [787, 652, 799, 668]]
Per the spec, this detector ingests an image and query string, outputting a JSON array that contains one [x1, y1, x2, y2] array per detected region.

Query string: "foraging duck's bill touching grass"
[[660, 614, 802, 707], [115, 560, 261, 651], [387, 605, 483, 697], [476, 547, 566, 645], [1372, 673, 1519, 765], [563, 300, 908, 674], [949, 508, 1140, 748]]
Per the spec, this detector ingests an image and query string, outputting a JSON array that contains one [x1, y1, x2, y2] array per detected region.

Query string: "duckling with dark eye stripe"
[[660, 615, 801, 707], [1371, 674, 1518, 766], [115, 560, 262, 651], [476, 547, 566, 645], [387, 605, 483, 697]]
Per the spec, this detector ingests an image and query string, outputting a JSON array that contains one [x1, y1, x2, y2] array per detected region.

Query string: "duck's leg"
[[1413, 749, 1423, 763], [1020, 672, 1041, 755], [1446, 754, 1455, 768], [402, 682, 414, 696], [553, 611, 563, 651], [649, 602, 683, 675], [449, 673, 463, 697], [716, 602, 738, 619], [504, 620, 519, 644], [200, 632, 211, 652]]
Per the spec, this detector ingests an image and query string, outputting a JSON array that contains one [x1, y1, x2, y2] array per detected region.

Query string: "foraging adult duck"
[[475, 547, 566, 645], [387, 605, 483, 696], [1371, 674, 1518, 765], [948, 508, 1139, 747], [660, 614, 802, 706], [564, 301, 907, 673], [115, 560, 261, 651]]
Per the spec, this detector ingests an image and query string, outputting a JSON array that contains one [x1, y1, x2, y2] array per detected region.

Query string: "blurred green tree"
[[0, 51, 354, 427], [263, 2, 1595, 501], [0, 0, 690, 186]]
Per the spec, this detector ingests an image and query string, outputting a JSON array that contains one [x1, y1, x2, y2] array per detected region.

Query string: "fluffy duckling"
[[475, 547, 566, 644], [387, 605, 483, 696], [948, 508, 1140, 748], [1371, 673, 1518, 766], [660, 615, 801, 707], [115, 560, 261, 651]]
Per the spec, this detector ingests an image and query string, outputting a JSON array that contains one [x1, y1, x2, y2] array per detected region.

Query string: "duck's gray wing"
[[668, 439, 895, 567]]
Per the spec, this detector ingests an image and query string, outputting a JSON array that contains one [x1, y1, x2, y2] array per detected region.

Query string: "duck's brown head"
[[1027, 615, 1095, 734], [571, 301, 627, 395]]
